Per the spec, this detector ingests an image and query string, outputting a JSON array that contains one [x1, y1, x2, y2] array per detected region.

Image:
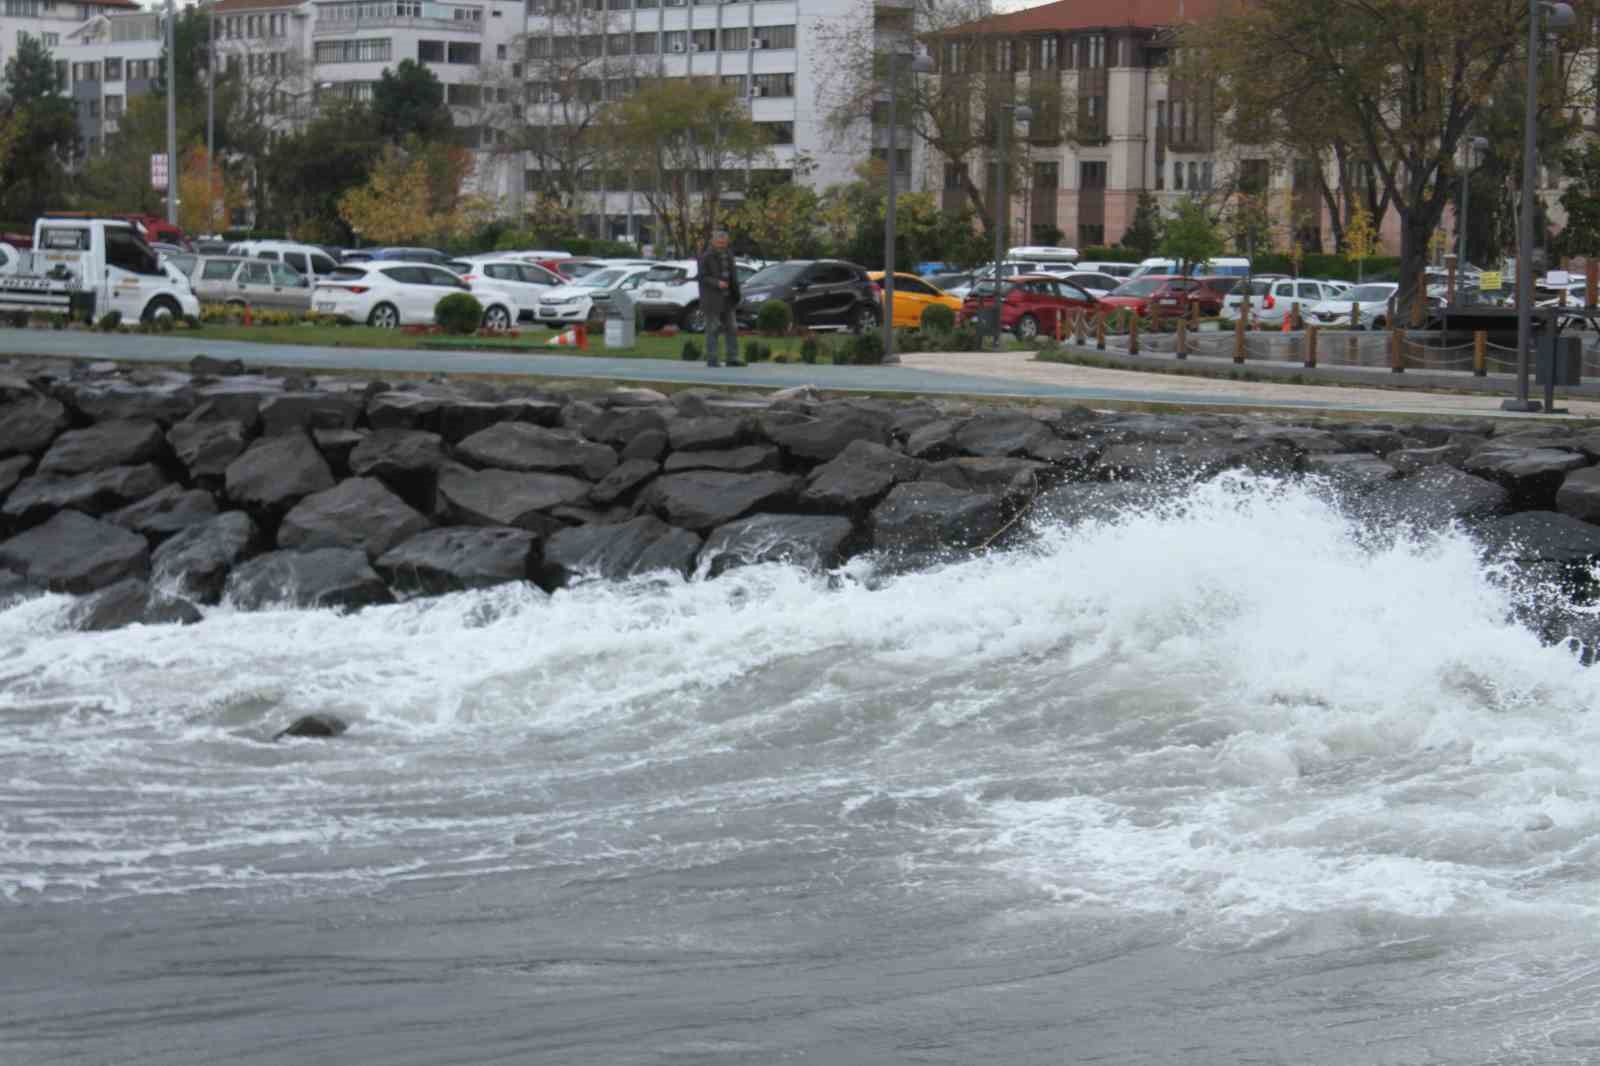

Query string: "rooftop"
[[960, 0, 1222, 34]]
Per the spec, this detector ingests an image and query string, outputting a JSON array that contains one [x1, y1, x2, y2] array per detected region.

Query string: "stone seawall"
[[5, 356, 1600, 643]]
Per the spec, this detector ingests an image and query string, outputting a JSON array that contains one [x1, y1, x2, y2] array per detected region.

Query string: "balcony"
[[314, 1, 484, 35]]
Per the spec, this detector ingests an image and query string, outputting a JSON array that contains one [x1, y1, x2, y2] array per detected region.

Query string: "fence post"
[[1474, 330, 1487, 377], [1095, 312, 1106, 351], [1129, 314, 1140, 355], [1351, 300, 1360, 330], [1175, 317, 1187, 359], [1074, 310, 1087, 345], [1233, 313, 1246, 364], [1588, 260, 1598, 309], [1291, 301, 1303, 331], [1347, 334, 1359, 366], [1305, 325, 1318, 368], [1391, 325, 1405, 373]]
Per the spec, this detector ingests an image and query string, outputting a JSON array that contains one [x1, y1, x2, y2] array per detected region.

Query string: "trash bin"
[[605, 290, 637, 349], [1536, 332, 1582, 386]]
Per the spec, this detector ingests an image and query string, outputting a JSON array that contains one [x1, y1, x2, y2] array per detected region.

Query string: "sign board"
[[150, 153, 169, 191], [1479, 271, 1502, 291], [1544, 270, 1572, 287]]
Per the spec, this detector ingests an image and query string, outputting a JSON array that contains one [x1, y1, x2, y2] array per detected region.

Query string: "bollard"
[[1305, 325, 1318, 368], [1351, 300, 1360, 330], [1190, 298, 1200, 326], [1074, 310, 1087, 345], [1129, 314, 1141, 355], [1291, 301, 1303, 331], [1175, 317, 1187, 359], [1347, 334, 1359, 366], [1055, 310, 1063, 342], [1474, 330, 1487, 376], [1233, 313, 1246, 363], [1241, 296, 1252, 333], [1095, 312, 1106, 350], [1390, 326, 1404, 373]]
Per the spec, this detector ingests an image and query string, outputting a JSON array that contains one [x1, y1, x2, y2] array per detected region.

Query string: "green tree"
[[1, 36, 77, 219], [258, 102, 385, 241], [373, 59, 451, 144], [152, 7, 210, 101], [1552, 141, 1600, 261], [726, 183, 823, 261], [1344, 201, 1378, 282], [4, 33, 58, 101], [1158, 199, 1224, 274], [1122, 191, 1164, 256]]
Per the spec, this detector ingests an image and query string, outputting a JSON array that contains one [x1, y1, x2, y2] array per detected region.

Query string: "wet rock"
[[60, 381, 195, 425], [801, 440, 924, 513], [699, 513, 855, 577], [1361, 466, 1510, 526], [578, 405, 668, 446], [278, 477, 432, 560], [923, 457, 1047, 500], [542, 515, 702, 585], [1303, 452, 1399, 487], [0, 566, 44, 606], [1473, 511, 1600, 566], [869, 481, 1006, 554], [366, 391, 441, 432], [152, 511, 263, 603], [274, 713, 348, 740], [348, 428, 447, 511], [669, 417, 748, 452], [1033, 481, 1174, 526], [903, 419, 964, 461], [377, 526, 539, 595], [167, 419, 251, 479], [187, 388, 267, 431], [589, 458, 659, 506], [312, 429, 365, 478], [662, 445, 779, 474], [224, 547, 393, 611], [109, 484, 218, 539], [436, 467, 590, 532], [1099, 440, 1245, 482], [257, 391, 363, 436], [0, 510, 149, 593], [224, 430, 336, 514], [188, 354, 246, 377], [3, 393, 70, 458], [1555, 466, 1600, 525], [1463, 445, 1589, 508], [1, 463, 169, 526], [1332, 427, 1410, 456], [72, 578, 202, 631], [621, 428, 668, 462], [1389, 442, 1472, 473], [642, 471, 802, 532], [455, 422, 618, 481], [953, 414, 1059, 459], [38, 419, 165, 475], [606, 386, 670, 407], [1235, 425, 1346, 455], [764, 410, 891, 463], [0, 454, 31, 499]]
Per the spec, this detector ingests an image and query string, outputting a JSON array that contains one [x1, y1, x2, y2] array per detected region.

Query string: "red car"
[[958, 274, 1100, 339], [1096, 275, 1193, 317], [1187, 275, 1240, 317]]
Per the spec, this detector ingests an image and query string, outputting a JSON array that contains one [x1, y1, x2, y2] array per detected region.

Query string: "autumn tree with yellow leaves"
[[338, 139, 490, 246]]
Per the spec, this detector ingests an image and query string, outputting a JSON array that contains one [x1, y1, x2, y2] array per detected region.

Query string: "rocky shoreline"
[[4, 355, 1600, 646]]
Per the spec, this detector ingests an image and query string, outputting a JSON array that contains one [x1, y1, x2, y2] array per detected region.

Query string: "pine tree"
[[1123, 191, 1164, 256]]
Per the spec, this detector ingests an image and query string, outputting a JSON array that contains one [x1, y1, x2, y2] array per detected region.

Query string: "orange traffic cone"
[[1280, 313, 1291, 334], [550, 327, 579, 347], [575, 324, 588, 350]]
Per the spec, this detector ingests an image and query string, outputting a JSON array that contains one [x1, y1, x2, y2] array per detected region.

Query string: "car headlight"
[[743, 291, 769, 304]]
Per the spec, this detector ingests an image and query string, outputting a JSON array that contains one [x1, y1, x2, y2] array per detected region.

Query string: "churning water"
[[6, 474, 1600, 1064]]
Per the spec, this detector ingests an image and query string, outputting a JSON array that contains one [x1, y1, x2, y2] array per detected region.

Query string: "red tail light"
[[1264, 294, 1275, 310], [345, 285, 369, 294], [871, 283, 883, 300], [462, 274, 479, 283]]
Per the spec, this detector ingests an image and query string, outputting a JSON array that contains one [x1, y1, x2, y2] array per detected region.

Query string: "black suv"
[[737, 259, 881, 332]]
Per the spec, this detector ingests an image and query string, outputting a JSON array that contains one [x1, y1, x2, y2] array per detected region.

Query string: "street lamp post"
[[1505, 0, 1575, 412], [206, 1, 214, 228], [988, 101, 1031, 348], [881, 48, 933, 366], [164, 0, 178, 227]]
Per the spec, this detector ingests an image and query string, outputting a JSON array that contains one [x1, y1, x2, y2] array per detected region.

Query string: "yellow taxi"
[[868, 271, 965, 329]]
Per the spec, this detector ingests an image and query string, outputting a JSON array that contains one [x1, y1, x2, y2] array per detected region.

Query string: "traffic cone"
[[576, 324, 588, 350], [550, 327, 579, 347], [1281, 313, 1291, 334]]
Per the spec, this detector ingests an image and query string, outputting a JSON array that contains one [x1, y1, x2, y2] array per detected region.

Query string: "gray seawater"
[[6, 474, 1600, 1065]]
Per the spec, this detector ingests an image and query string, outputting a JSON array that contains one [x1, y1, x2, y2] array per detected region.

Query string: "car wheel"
[[847, 303, 877, 334], [142, 296, 180, 324], [482, 304, 511, 331], [681, 303, 706, 333], [1371, 316, 1386, 331], [367, 302, 400, 329], [1015, 313, 1039, 340]]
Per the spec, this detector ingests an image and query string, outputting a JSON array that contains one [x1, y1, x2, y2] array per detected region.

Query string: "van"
[[229, 240, 341, 281], [1130, 256, 1251, 278], [1074, 261, 1139, 279], [1007, 245, 1079, 264]]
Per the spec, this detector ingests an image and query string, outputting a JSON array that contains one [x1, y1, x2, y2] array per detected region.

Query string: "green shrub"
[[680, 338, 703, 362], [744, 339, 764, 363], [920, 303, 957, 334], [755, 299, 792, 336], [799, 335, 819, 364], [434, 292, 484, 335], [96, 311, 122, 332], [950, 325, 983, 351], [848, 330, 884, 366]]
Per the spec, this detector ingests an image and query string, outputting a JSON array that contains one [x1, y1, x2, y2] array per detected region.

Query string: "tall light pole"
[[164, 0, 178, 227], [988, 101, 1031, 348], [206, 0, 215, 234], [1456, 135, 1488, 288], [1505, 0, 1575, 412], [882, 48, 933, 366]]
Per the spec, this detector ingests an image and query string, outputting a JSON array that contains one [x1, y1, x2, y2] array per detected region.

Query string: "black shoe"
[[725, 359, 746, 367]]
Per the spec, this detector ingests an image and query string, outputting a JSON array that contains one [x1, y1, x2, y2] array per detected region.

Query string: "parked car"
[[1047, 271, 1122, 297], [1007, 245, 1080, 266], [0, 216, 200, 324], [340, 247, 451, 266], [1187, 275, 1241, 316], [1305, 282, 1399, 329], [1096, 275, 1184, 317], [737, 259, 882, 332], [629, 258, 760, 331], [1074, 261, 1140, 279], [230, 240, 341, 281], [193, 255, 314, 312], [160, 251, 199, 282], [313, 261, 518, 329], [957, 275, 1100, 339], [868, 271, 964, 329], [1131, 256, 1251, 279], [533, 264, 653, 328], [444, 255, 565, 322], [1222, 277, 1336, 326], [927, 271, 975, 296]]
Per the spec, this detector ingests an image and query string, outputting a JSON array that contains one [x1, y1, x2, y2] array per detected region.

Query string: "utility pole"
[[164, 0, 179, 227]]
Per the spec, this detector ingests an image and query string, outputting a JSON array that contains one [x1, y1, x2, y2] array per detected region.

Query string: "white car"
[[313, 261, 519, 330], [1074, 260, 1139, 279], [229, 240, 342, 282], [534, 265, 652, 327], [1223, 277, 1335, 327], [1053, 270, 1124, 298], [1304, 282, 1399, 330], [632, 259, 761, 331], [445, 256, 565, 323]]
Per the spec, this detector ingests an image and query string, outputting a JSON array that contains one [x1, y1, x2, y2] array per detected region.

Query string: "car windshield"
[[1109, 278, 1166, 297], [579, 270, 625, 288], [644, 266, 687, 283], [745, 263, 808, 288], [1351, 284, 1396, 302], [328, 267, 368, 282]]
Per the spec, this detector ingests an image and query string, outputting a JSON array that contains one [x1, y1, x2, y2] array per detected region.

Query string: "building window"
[[721, 73, 747, 94], [1239, 158, 1269, 194], [1040, 35, 1057, 69], [1080, 160, 1106, 188], [1173, 161, 1183, 190], [105, 94, 123, 116], [752, 73, 793, 97], [103, 57, 122, 80], [418, 39, 445, 62], [1154, 160, 1164, 190], [1188, 161, 1199, 190], [497, 43, 508, 59], [607, 33, 630, 54], [1078, 224, 1104, 246], [691, 29, 715, 52], [722, 27, 748, 50], [752, 24, 794, 49], [758, 120, 793, 145], [446, 83, 480, 106], [1034, 161, 1058, 188], [634, 32, 658, 54], [316, 39, 393, 63], [1156, 99, 1166, 130], [447, 41, 479, 63], [944, 162, 965, 189], [663, 30, 687, 53], [1083, 34, 1104, 68], [1201, 161, 1213, 189]]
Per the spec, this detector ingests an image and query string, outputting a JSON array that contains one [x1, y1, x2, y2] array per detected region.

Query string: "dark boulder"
[[1033, 482, 1173, 527], [224, 547, 393, 611], [167, 419, 251, 479], [0, 510, 149, 593], [589, 458, 659, 506], [542, 515, 702, 585], [1473, 511, 1600, 566], [224, 430, 336, 514], [366, 391, 442, 432], [869, 481, 1006, 554], [187, 387, 268, 431], [621, 428, 668, 462], [152, 511, 263, 603], [1463, 445, 1589, 508], [1235, 425, 1346, 455], [436, 467, 590, 532], [0, 454, 31, 499], [109, 484, 218, 539], [642, 470, 802, 532], [38, 419, 165, 475], [662, 445, 780, 474], [577, 404, 669, 446], [189, 354, 246, 377], [312, 429, 366, 478], [278, 477, 431, 560], [765, 411, 891, 463], [60, 381, 195, 425], [274, 713, 349, 740], [377, 526, 539, 595], [348, 428, 447, 511], [1390, 442, 1472, 473], [0, 394, 70, 457], [923, 457, 1047, 499], [1360, 466, 1510, 526], [434, 397, 563, 442], [669, 417, 748, 452], [699, 513, 855, 577], [1098, 439, 1251, 482], [0, 567, 43, 607], [455, 422, 618, 480], [1332, 427, 1410, 456], [1, 463, 169, 526], [1555, 465, 1600, 526], [1304, 452, 1399, 487], [953, 414, 1058, 459], [904, 419, 965, 461], [801, 439, 924, 513], [72, 578, 202, 631], [257, 391, 363, 436]]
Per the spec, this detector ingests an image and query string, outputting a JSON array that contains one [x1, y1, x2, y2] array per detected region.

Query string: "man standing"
[[698, 229, 744, 368]]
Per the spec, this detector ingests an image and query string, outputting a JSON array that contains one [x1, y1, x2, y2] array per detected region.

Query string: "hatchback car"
[[1224, 277, 1336, 327], [193, 256, 314, 312], [868, 271, 964, 329], [340, 247, 451, 267], [1187, 276, 1240, 316], [534, 265, 653, 327], [737, 259, 882, 332], [1096, 276, 1185, 317], [445, 256, 565, 323], [313, 261, 518, 329], [957, 275, 1100, 339]]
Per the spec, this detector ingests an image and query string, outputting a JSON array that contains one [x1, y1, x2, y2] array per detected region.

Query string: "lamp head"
[[1542, 1, 1576, 29], [1014, 104, 1033, 122]]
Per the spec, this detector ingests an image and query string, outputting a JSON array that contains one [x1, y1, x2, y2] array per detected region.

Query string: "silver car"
[[193, 256, 313, 312]]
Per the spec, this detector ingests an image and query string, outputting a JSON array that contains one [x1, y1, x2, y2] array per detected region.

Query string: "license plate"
[[540, 306, 557, 314], [317, 302, 337, 311], [644, 289, 662, 297]]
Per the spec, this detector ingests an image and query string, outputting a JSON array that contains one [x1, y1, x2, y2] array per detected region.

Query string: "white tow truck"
[[0, 216, 201, 324]]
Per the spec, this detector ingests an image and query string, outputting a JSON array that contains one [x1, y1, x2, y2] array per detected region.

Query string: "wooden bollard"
[[1305, 325, 1318, 368], [1175, 317, 1187, 359], [1233, 313, 1246, 363], [1351, 300, 1361, 329], [1129, 314, 1140, 355], [1291, 301, 1302, 331], [1474, 330, 1487, 376], [1095, 312, 1106, 350], [1390, 326, 1405, 373], [1074, 310, 1087, 345], [1347, 334, 1358, 365]]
